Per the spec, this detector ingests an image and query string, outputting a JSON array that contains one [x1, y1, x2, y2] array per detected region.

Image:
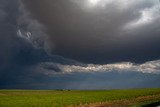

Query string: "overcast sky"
[[0, 0, 160, 89], [22, 0, 160, 63]]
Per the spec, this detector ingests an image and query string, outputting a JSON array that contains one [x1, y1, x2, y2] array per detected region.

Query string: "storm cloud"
[[0, 0, 160, 89], [22, 0, 160, 63]]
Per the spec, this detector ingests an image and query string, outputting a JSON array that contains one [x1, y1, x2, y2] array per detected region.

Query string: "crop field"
[[0, 88, 160, 107]]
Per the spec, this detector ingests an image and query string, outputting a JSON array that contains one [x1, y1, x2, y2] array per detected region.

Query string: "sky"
[[0, 0, 160, 89]]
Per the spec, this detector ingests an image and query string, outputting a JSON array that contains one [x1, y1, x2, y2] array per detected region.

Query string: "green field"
[[0, 88, 160, 107]]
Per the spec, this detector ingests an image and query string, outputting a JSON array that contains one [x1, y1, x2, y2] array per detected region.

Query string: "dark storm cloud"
[[0, 0, 51, 71], [0, 0, 82, 89], [0, 0, 65, 88], [0, 0, 160, 89], [22, 0, 160, 63], [0, 0, 19, 71]]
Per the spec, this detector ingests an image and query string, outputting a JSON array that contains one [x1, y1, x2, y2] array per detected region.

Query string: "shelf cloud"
[[37, 60, 160, 75]]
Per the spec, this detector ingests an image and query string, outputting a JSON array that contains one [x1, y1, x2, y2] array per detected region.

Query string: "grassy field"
[[0, 88, 160, 107]]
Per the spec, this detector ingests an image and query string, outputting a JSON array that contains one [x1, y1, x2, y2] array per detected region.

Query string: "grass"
[[0, 88, 160, 107]]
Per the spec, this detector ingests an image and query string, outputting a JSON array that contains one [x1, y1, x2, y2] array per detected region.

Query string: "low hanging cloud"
[[37, 60, 160, 75]]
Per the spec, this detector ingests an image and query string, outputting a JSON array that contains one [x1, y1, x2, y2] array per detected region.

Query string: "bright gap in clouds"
[[86, 0, 135, 8], [89, 0, 100, 5], [87, 0, 109, 7], [123, 5, 160, 30], [134, 9, 153, 25]]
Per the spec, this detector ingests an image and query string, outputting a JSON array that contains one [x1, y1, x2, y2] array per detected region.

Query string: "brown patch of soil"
[[71, 94, 160, 107]]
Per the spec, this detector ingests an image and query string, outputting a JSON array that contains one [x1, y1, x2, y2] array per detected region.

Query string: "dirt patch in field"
[[0, 93, 7, 96], [71, 94, 160, 107]]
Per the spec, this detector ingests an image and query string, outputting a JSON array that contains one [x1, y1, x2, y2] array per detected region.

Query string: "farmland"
[[0, 88, 160, 107]]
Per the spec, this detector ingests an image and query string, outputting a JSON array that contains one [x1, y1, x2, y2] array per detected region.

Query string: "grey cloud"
[[0, 9, 6, 21], [0, 0, 49, 71], [22, 0, 160, 63], [36, 60, 160, 75], [17, 1, 48, 49], [0, 0, 19, 71]]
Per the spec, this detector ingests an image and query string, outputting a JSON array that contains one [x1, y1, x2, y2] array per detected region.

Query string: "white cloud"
[[86, 0, 112, 7], [38, 60, 160, 75], [124, 3, 160, 29], [71, 0, 144, 10]]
